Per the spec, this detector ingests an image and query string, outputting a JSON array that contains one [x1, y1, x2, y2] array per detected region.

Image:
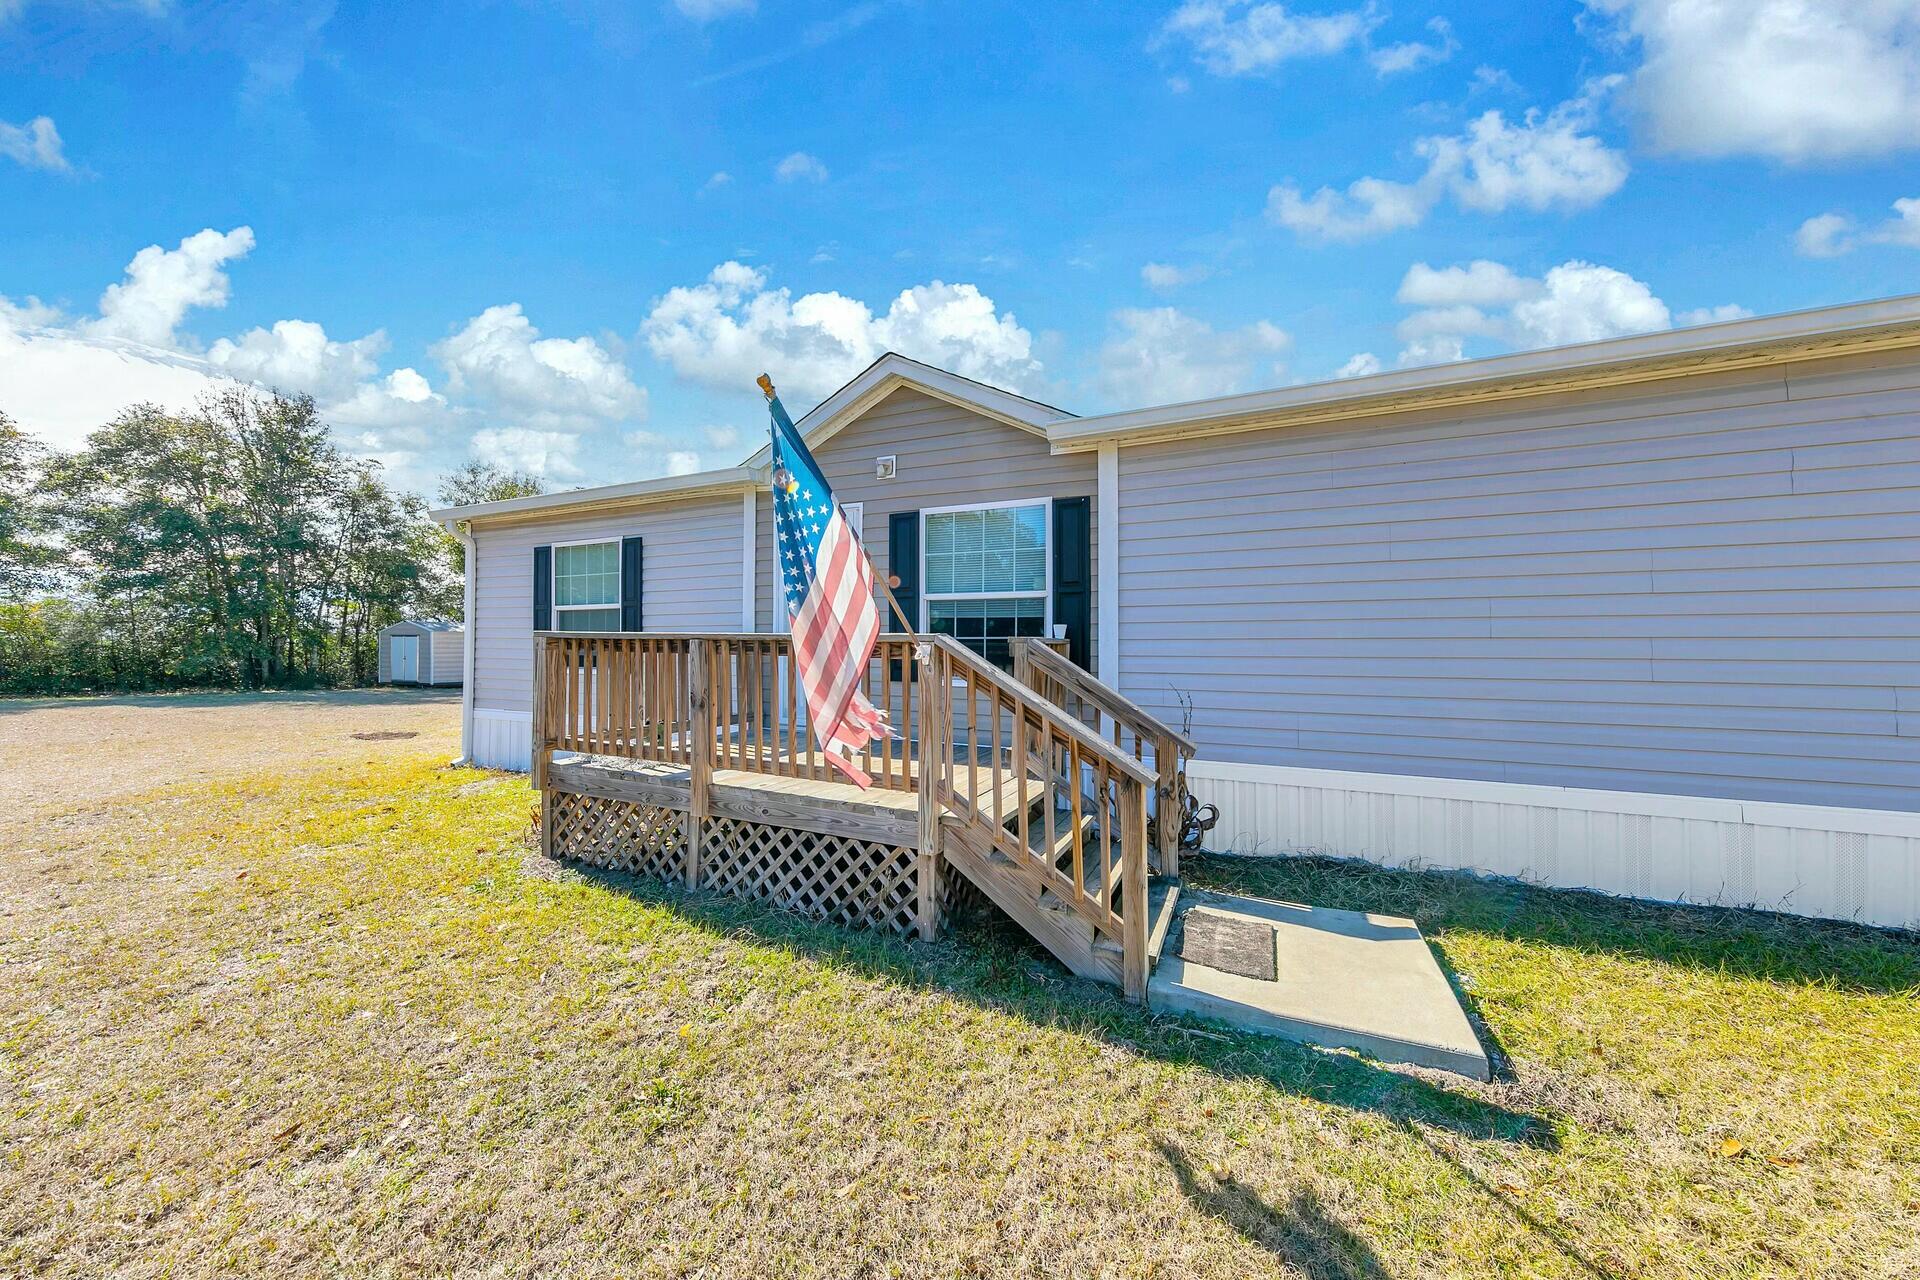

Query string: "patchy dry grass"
[[1, 735, 1916, 1278]]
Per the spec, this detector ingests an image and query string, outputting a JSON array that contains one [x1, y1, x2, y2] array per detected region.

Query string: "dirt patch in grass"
[[0, 687, 460, 820], [1, 731, 1916, 1277]]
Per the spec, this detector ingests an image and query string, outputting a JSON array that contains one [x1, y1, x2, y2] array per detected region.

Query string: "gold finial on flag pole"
[[757, 373, 775, 400]]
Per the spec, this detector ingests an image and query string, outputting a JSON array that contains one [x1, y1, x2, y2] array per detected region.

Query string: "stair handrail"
[[931, 635, 1157, 789], [1011, 637, 1197, 755], [922, 634, 1154, 998], [1011, 637, 1196, 877]]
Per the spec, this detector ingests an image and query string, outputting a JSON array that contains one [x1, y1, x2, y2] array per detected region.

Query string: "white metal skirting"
[[473, 708, 533, 771], [1188, 759, 1920, 931]]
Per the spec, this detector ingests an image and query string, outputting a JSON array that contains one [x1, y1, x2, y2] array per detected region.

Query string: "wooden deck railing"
[[532, 630, 1160, 1000], [921, 634, 1158, 998], [1011, 637, 1198, 878]]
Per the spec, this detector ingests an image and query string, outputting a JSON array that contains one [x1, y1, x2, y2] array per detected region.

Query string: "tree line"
[[0, 387, 539, 695]]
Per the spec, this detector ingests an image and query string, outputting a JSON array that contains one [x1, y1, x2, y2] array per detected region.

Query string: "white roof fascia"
[[429, 467, 759, 526], [741, 353, 1075, 469], [1046, 292, 1920, 453]]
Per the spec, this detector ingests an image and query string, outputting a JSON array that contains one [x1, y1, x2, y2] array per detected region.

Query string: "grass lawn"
[[2, 748, 1916, 1278]]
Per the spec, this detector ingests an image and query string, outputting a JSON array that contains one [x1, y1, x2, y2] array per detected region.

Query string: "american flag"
[[766, 380, 893, 787]]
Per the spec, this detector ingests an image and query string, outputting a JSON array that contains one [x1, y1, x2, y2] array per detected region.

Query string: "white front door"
[[391, 635, 419, 683]]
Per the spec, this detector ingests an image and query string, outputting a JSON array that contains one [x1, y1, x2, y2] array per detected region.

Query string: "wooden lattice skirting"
[[548, 790, 687, 882], [546, 788, 945, 937]]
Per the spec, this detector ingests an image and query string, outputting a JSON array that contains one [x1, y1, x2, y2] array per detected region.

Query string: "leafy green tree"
[[437, 460, 543, 508], [432, 460, 545, 587], [17, 386, 449, 692], [0, 410, 59, 600]]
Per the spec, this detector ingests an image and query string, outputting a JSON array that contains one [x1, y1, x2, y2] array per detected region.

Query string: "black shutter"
[[532, 545, 552, 632], [620, 536, 644, 631], [888, 511, 920, 676], [888, 511, 920, 634], [1052, 496, 1091, 670]]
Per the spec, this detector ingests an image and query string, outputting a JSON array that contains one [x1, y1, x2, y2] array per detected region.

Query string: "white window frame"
[[550, 536, 623, 630], [919, 495, 1052, 645]]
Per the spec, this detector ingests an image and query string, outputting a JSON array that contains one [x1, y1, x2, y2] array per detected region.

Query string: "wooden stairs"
[[942, 792, 1183, 990], [924, 636, 1198, 1001]]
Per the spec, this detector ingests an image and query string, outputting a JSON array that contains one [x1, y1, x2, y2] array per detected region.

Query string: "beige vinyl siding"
[[1115, 349, 1920, 812], [470, 495, 745, 716], [428, 628, 464, 685], [755, 387, 1099, 660]]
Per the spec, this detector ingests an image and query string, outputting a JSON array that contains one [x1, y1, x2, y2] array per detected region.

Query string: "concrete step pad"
[[1148, 887, 1490, 1081]]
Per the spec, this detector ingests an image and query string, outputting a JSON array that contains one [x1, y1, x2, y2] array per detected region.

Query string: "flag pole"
[[760, 374, 920, 641]]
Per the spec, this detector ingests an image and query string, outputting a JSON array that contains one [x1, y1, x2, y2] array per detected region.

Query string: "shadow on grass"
[[0, 687, 461, 715], [1156, 1140, 1391, 1279], [562, 859, 1557, 1151], [1191, 852, 1920, 998], [1400, 1124, 1623, 1280]]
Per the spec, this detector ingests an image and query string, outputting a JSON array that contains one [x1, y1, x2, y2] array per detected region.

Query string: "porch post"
[[685, 638, 712, 887], [1121, 777, 1150, 1003], [531, 634, 553, 859], [914, 643, 947, 941]]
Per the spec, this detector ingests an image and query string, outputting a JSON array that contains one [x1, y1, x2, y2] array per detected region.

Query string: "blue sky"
[[3, 0, 1918, 493]]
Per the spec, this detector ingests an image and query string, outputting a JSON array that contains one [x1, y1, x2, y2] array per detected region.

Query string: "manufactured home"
[[433, 295, 1920, 953]]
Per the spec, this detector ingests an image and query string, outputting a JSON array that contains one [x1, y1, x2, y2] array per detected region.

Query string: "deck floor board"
[[550, 749, 1035, 830]]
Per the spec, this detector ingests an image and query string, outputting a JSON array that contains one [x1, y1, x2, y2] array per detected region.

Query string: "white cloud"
[[774, 151, 828, 183], [83, 225, 255, 348], [0, 294, 60, 329], [1510, 262, 1669, 347], [1392, 258, 1673, 365], [1796, 198, 1920, 256], [1369, 16, 1456, 75], [675, 0, 753, 19], [1269, 83, 1627, 241], [1095, 306, 1289, 405], [702, 424, 741, 449], [1676, 303, 1753, 326], [1421, 85, 1629, 214], [0, 309, 231, 452], [0, 115, 70, 172], [0, 226, 661, 492], [1396, 259, 1534, 307], [1156, 0, 1379, 76], [1141, 261, 1210, 290], [1468, 65, 1521, 96], [431, 303, 646, 429], [1585, 0, 1920, 162], [1336, 352, 1383, 377], [472, 426, 582, 480], [643, 261, 1045, 402], [1795, 212, 1856, 258], [1268, 174, 1431, 242], [1883, 198, 1920, 247], [621, 430, 707, 479], [322, 367, 449, 440], [207, 318, 387, 402], [699, 170, 732, 195]]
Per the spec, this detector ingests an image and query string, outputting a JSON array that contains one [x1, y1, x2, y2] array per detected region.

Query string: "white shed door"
[[391, 635, 419, 683]]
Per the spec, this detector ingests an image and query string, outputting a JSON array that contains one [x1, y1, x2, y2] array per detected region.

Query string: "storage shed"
[[377, 619, 464, 686]]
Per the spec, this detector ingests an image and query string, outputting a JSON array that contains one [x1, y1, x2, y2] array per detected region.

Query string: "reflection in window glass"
[[554, 540, 621, 631]]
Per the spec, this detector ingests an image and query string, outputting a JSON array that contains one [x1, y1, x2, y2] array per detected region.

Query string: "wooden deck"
[[548, 749, 1029, 847], [532, 631, 1194, 999]]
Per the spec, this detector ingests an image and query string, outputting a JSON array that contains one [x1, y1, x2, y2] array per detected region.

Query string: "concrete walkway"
[[1149, 888, 1490, 1080]]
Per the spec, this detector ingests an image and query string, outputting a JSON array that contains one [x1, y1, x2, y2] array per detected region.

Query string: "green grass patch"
[[2, 755, 1915, 1278]]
